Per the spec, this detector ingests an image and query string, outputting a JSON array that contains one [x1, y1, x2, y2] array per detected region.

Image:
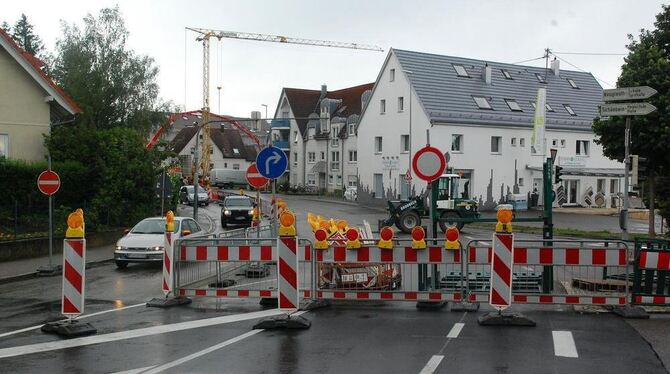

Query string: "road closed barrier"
[[633, 238, 670, 305]]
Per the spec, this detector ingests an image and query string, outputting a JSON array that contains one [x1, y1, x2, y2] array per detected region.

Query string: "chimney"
[[551, 58, 560, 76], [483, 63, 492, 85], [320, 84, 327, 99], [250, 111, 261, 131]]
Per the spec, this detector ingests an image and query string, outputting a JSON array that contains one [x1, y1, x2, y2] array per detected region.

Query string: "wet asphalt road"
[[0, 198, 668, 373]]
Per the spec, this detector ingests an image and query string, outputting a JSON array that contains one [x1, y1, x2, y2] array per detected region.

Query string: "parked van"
[[210, 169, 248, 188]]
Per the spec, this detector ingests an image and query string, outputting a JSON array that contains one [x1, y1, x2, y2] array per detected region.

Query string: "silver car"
[[114, 217, 204, 268]]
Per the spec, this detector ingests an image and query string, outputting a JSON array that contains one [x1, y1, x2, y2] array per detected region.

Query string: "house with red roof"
[[0, 28, 81, 162]]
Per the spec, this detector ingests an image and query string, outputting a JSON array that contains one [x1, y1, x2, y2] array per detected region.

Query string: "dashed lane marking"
[[552, 330, 578, 358], [0, 303, 145, 339], [446, 322, 464, 339], [111, 366, 157, 374], [419, 355, 444, 374], [0, 308, 285, 359]]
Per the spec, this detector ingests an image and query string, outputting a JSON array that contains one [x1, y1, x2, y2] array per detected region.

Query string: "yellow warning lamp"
[[314, 228, 329, 250], [65, 209, 85, 238], [495, 204, 514, 233], [378, 226, 394, 249], [411, 226, 426, 250], [336, 219, 349, 233], [444, 226, 460, 250], [278, 210, 296, 237], [345, 228, 361, 249], [165, 210, 175, 233]]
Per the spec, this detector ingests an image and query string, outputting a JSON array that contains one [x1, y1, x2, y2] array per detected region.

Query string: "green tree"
[[1, 21, 10, 33], [48, 7, 163, 133], [593, 5, 670, 237], [11, 14, 44, 57]]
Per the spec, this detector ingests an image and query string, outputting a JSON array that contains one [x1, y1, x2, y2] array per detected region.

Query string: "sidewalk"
[[0, 244, 115, 283]]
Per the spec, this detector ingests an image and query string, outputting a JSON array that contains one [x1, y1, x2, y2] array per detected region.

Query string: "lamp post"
[[403, 70, 413, 196], [261, 104, 268, 119]]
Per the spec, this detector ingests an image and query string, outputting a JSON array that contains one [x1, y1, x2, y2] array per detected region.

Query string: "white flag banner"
[[531, 88, 547, 155]]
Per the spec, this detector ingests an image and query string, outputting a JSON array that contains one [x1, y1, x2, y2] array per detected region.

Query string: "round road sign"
[[256, 146, 288, 179], [246, 163, 269, 189], [37, 170, 61, 196], [412, 146, 446, 182]]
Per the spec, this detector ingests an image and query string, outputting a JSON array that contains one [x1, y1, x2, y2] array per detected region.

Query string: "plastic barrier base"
[[416, 301, 448, 310], [146, 296, 192, 308], [478, 311, 536, 327], [612, 305, 649, 319], [36, 265, 61, 277], [259, 298, 278, 307], [301, 299, 331, 311], [450, 301, 480, 312], [253, 314, 311, 330], [42, 319, 97, 337]]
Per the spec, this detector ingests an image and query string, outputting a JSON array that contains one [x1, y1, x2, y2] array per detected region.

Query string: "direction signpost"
[[256, 146, 288, 237], [601, 86, 657, 240], [37, 169, 60, 275]]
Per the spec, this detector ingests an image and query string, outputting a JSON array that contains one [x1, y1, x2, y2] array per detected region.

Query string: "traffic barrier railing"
[[311, 238, 464, 302], [633, 238, 670, 306], [464, 238, 631, 307]]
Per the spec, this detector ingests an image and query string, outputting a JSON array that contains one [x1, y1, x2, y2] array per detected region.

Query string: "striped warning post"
[[638, 251, 670, 270], [162, 231, 173, 296], [278, 236, 298, 312], [489, 233, 514, 310], [62, 239, 86, 317]]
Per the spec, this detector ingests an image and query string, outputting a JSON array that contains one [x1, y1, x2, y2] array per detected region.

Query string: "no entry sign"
[[246, 163, 269, 189], [412, 146, 446, 182], [37, 170, 61, 196]]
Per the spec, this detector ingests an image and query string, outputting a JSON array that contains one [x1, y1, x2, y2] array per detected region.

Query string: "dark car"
[[221, 196, 254, 228]]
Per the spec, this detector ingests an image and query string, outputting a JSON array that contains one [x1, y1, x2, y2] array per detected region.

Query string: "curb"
[[0, 258, 114, 285], [291, 196, 388, 213]]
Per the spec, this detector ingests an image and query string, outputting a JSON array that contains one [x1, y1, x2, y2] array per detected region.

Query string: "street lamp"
[[403, 70, 413, 196], [261, 104, 268, 119]]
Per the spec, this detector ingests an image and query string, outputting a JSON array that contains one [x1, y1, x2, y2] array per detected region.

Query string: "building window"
[[233, 148, 240, 156], [390, 68, 395, 82], [518, 177, 524, 187], [520, 138, 525, 147], [348, 123, 355, 136], [535, 73, 546, 83], [233, 164, 240, 170], [567, 78, 579, 89], [501, 69, 513, 80], [328, 175, 334, 185], [375, 136, 383, 153], [293, 152, 298, 166], [552, 139, 558, 147], [293, 131, 298, 144], [348, 150, 357, 162], [453, 64, 469, 77], [597, 179, 606, 193], [564, 104, 576, 116], [380, 99, 386, 114], [331, 125, 339, 147], [560, 139, 566, 148], [308, 152, 316, 163], [282, 111, 289, 119], [348, 175, 357, 187], [209, 149, 213, 154], [331, 151, 339, 171], [224, 162, 227, 168], [473, 96, 492, 110], [504, 99, 522, 112], [576, 140, 590, 156], [308, 128, 315, 139], [400, 134, 410, 153], [530, 101, 554, 112], [511, 137, 517, 147], [398, 96, 404, 112], [320, 151, 325, 160], [308, 174, 316, 186], [491, 136, 502, 154], [337, 175, 342, 185], [452, 134, 463, 152]]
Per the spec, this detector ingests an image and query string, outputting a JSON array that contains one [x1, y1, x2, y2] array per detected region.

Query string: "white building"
[[357, 49, 624, 210], [272, 83, 373, 192]]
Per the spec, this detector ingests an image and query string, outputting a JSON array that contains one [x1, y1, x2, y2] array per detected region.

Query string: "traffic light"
[[630, 155, 647, 186], [554, 165, 564, 184]]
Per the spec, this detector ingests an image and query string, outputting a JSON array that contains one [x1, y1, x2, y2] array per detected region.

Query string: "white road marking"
[[419, 355, 444, 374], [552, 331, 578, 358], [0, 308, 284, 359], [111, 366, 157, 374], [0, 303, 145, 339], [446, 322, 464, 338]]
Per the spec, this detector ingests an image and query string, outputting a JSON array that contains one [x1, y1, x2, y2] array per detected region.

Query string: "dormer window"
[[501, 69, 513, 80], [453, 64, 469, 77]]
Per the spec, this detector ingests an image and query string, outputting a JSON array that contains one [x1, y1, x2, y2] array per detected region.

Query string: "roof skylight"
[[504, 99, 522, 112], [473, 96, 492, 110], [453, 64, 469, 77]]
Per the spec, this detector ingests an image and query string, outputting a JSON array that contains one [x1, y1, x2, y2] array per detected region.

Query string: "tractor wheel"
[[439, 210, 464, 232], [397, 211, 421, 234]]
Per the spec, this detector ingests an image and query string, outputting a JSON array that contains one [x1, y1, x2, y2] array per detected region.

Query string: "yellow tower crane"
[[186, 27, 383, 183]]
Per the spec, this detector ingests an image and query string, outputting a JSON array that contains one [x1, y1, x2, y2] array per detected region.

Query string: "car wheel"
[[397, 211, 420, 234], [115, 261, 128, 269], [439, 211, 464, 232]]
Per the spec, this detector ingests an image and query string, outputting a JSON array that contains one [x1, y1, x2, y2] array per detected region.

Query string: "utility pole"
[[622, 117, 630, 240], [193, 128, 200, 220]]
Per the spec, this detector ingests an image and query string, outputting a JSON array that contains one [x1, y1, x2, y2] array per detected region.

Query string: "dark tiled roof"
[[171, 126, 257, 162], [171, 127, 198, 153], [392, 49, 603, 131], [283, 88, 322, 135], [326, 83, 374, 118]]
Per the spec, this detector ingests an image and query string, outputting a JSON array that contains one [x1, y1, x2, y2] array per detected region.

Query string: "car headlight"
[[152, 246, 164, 251], [248, 209, 254, 216], [115, 246, 126, 251], [224, 210, 231, 216]]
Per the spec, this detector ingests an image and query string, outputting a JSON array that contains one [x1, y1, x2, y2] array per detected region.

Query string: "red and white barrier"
[[179, 289, 277, 298], [62, 239, 86, 317], [638, 251, 670, 270], [315, 290, 461, 302], [468, 246, 626, 266], [278, 236, 299, 312], [469, 293, 626, 305], [162, 231, 173, 296], [315, 246, 461, 264], [180, 244, 275, 261], [634, 295, 670, 305], [489, 233, 513, 310]]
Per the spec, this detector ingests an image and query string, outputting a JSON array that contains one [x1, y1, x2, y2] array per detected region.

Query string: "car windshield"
[[225, 198, 252, 208], [185, 186, 206, 193], [131, 219, 179, 234]]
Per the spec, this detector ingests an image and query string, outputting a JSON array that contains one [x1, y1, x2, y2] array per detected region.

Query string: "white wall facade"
[[273, 93, 304, 186], [178, 134, 252, 174], [357, 52, 625, 210]]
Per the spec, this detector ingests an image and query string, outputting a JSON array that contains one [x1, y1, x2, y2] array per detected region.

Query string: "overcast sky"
[[3, 1, 667, 118]]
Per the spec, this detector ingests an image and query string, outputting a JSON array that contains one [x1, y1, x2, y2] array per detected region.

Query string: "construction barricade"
[[464, 238, 631, 307], [633, 238, 670, 306]]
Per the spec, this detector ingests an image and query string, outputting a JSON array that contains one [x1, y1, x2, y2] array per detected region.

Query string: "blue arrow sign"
[[256, 146, 288, 179]]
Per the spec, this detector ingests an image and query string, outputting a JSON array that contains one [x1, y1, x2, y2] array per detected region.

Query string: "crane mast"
[[187, 27, 384, 181]]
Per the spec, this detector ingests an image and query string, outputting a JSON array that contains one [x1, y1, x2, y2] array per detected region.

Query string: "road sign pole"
[[622, 116, 630, 241], [193, 130, 199, 221], [48, 154, 53, 270]]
